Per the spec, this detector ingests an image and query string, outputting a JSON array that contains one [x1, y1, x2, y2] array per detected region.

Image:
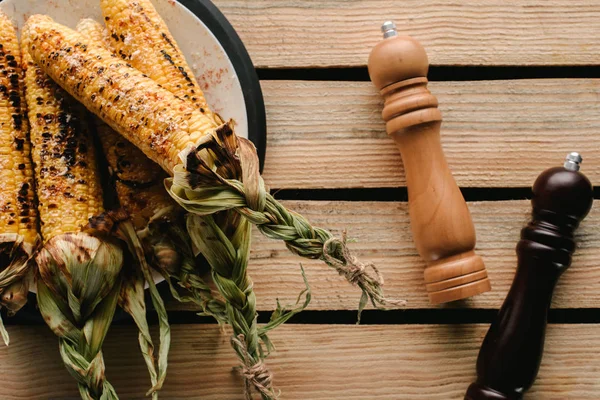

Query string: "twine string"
[[231, 334, 279, 400], [322, 232, 384, 287]]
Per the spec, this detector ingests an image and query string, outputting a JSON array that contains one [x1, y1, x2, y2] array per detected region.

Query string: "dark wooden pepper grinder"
[[368, 21, 490, 304], [465, 152, 594, 400]]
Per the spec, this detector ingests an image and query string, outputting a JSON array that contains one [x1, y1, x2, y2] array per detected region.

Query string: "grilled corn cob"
[[101, 0, 219, 124], [0, 11, 38, 345], [0, 12, 37, 247], [22, 27, 123, 400], [77, 20, 227, 323], [77, 18, 177, 230], [98, 117, 178, 229], [25, 15, 218, 175], [22, 31, 103, 240]]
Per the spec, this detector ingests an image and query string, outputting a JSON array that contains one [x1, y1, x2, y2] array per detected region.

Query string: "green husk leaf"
[[186, 214, 237, 276], [259, 265, 311, 338], [0, 234, 33, 288], [188, 212, 311, 354], [116, 220, 170, 396], [38, 281, 120, 400], [119, 266, 157, 398], [84, 280, 122, 359], [36, 279, 82, 345]]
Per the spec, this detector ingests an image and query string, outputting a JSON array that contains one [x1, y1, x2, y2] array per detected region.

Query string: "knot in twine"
[[322, 232, 406, 309], [231, 334, 279, 400], [323, 231, 384, 287]]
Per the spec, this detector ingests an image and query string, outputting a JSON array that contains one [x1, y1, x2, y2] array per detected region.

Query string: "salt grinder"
[[465, 153, 593, 400], [368, 22, 490, 304]]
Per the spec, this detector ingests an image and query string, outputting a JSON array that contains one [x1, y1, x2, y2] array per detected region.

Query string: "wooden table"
[[3, 1, 600, 398]]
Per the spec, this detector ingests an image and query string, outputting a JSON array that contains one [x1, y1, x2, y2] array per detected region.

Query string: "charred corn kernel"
[[76, 18, 113, 51], [25, 15, 218, 175], [77, 19, 179, 230], [21, 28, 104, 242], [101, 0, 218, 124], [0, 11, 37, 246]]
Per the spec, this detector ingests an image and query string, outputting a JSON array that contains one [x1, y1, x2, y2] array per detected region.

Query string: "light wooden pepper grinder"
[[368, 21, 490, 304]]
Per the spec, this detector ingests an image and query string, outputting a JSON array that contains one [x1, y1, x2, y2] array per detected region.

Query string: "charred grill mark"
[[161, 50, 175, 66], [161, 32, 176, 49], [14, 138, 24, 150], [18, 183, 29, 197], [0, 48, 27, 135], [12, 113, 22, 130]]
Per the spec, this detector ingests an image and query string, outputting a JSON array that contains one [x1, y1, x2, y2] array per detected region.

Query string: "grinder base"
[[424, 251, 490, 304], [464, 382, 514, 400]]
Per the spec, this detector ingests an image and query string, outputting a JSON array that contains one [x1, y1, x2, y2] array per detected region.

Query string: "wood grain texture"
[[166, 200, 600, 312], [0, 324, 598, 399], [214, 0, 600, 68], [260, 79, 600, 189]]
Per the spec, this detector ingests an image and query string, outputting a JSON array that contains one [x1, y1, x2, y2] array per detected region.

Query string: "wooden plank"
[[260, 79, 600, 189], [214, 0, 600, 68], [166, 200, 600, 312], [1, 324, 598, 399]]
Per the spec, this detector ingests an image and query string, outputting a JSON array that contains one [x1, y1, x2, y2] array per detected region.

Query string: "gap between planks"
[[166, 200, 600, 312], [214, 0, 600, 68], [0, 324, 598, 399], [259, 79, 600, 189]]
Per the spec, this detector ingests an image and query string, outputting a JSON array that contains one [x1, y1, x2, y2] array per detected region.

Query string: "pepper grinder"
[[368, 21, 490, 304], [465, 153, 593, 400]]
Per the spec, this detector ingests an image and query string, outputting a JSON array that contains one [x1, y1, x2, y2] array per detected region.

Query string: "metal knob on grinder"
[[368, 22, 490, 304], [465, 153, 593, 400]]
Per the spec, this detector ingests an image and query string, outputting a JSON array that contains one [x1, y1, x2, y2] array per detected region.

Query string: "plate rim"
[[180, 0, 266, 172]]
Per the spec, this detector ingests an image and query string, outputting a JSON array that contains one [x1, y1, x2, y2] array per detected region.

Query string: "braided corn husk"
[[36, 230, 123, 400]]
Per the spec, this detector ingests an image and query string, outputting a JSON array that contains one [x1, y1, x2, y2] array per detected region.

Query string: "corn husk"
[[36, 229, 123, 400], [85, 208, 171, 399], [140, 217, 228, 324], [26, 13, 380, 398], [113, 218, 170, 398], [0, 234, 35, 345]]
